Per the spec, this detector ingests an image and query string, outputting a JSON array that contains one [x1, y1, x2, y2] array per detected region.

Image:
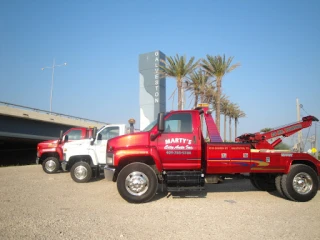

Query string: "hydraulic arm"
[[235, 115, 319, 149]]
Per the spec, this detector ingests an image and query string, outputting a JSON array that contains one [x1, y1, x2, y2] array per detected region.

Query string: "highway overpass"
[[0, 101, 109, 165]]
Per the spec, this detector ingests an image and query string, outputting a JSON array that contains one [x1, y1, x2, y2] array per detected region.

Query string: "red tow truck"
[[104, 104, 320, 203], [36, 127, 93, 174]]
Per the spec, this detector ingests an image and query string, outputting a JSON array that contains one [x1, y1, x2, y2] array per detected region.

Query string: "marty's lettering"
[[164, 138, 193, 150]]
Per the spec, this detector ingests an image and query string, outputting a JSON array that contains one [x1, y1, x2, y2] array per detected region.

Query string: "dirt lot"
[[0, 165, 319, 240]]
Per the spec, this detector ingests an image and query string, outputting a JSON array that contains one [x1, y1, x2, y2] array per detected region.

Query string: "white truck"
[[62, 124, 126, 183]]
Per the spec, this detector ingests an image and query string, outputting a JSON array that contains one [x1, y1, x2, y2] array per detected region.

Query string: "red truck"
[[104, 104, 320, 203], [36, 127, 93, 174]]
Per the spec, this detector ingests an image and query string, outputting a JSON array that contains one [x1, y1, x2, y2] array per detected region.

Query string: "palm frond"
[[159, 54, 198, 110]]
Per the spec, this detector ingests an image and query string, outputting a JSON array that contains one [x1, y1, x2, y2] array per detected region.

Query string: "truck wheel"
[[42, 157, 60, 174], [117, 162, 158, 203], [70, 162, 92, 183], [280, 164, 318, 202], [249, 174, 262, 190], [275, 175, 287, 199], [250, 173, 276, 192], [254, 179, 276, 192]]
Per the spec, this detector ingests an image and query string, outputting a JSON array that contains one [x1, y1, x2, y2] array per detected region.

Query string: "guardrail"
[[0, 101, 108, 125]]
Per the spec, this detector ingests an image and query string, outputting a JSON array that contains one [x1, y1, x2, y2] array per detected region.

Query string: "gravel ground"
[[0, 165, 319, 240]]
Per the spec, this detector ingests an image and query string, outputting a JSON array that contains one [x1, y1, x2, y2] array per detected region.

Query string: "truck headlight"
[[106, 153, 114, 165]]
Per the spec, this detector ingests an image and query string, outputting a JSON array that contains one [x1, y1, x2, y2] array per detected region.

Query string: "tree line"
[[160, 54, 245, 142]]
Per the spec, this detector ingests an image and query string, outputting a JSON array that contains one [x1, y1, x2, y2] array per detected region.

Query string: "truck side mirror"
[[158, 112, 165, 132], [59, 130, 63, 139], [58, 130, 64, 143], [151, 113, 165, 141], [92, 127, 97, 139], [64, 135, 69, 142], [90, 127, 98, 145]]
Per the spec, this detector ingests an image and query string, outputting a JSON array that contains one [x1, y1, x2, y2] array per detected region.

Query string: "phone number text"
[[166, 151, 191, 155]]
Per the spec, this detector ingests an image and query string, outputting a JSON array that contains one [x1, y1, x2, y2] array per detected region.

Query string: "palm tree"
[[186, 69, 210, 108], [200, 85, 218, 139], [220, 97, 230, 142], [234, 109, 246, 138], [204, 86, 230, 128], [201, 54, 240, 133], [160, 54, 199, 110], [228, 103, 238, 141], [203, 85, 217, 111], [204, 87, 230, 141]]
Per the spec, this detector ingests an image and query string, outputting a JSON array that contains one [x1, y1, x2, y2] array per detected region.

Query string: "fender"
[[56, 147, 63, 160], [287, 155, 320, 175], [66, 145, 90, 162], [114, 146, 163, 172], [38, 147, 62, 160], [39, 147, 59, 156], [87, 148, 99, 166], [149, 146, 162, 172]]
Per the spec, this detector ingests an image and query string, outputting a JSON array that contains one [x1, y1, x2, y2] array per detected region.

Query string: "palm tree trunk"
[[177, 79, 182, 110], [224, 114, 227, 142], [229, 116, 232, 142], [200, 90, 205, 104], [194, 94, 199, 108], [215, 78, 221, 133], [200, 83, 205, 104], [234, 118, 238, 138]]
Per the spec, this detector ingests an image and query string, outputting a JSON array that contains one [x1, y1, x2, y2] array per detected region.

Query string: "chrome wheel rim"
[[125, 171, 149, 196], [45, 160, 56, 172], [74, 166, 88, 180], [293, 172, 313, 195]]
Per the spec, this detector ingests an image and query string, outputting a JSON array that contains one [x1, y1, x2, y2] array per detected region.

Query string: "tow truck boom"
[[235, 115, 319, 149]]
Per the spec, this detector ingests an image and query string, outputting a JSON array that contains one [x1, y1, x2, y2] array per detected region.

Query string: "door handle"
[[193, 135, 196, 143]]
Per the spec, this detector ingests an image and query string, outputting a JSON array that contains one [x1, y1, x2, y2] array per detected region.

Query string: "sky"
[[1, 0, 319, 150]]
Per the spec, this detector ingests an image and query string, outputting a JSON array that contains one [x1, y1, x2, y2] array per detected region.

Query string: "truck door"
[[95, 126, 122, 164], [156, 112, 202, 170]]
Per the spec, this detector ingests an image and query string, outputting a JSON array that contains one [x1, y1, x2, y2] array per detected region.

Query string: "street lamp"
[[41, 58, 67, 112]]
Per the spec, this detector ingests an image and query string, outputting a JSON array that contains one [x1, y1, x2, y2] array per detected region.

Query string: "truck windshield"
[[97, 126, 106, 132]]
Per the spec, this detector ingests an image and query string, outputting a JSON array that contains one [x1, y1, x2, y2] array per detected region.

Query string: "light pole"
[[42, 58, 67, 112]]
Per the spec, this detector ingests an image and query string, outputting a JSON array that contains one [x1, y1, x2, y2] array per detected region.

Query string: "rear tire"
[[42, 157, 60, 174], [70, 162, 92, 183], [117, 162, 158, 203], [249, 174, 262, 190], [280, 164, 318, 202], [250, 173, 276, 192], [275, 175, 287, 199]]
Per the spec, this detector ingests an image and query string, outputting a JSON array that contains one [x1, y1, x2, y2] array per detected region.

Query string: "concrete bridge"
[[0, 101, 108, 165], [0, 101, 108, 141]]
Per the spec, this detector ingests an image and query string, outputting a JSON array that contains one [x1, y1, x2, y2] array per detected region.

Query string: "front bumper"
[[61, 161, 68, 171], [104, 166, 115, 181], [36, 157, 40, 165]]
